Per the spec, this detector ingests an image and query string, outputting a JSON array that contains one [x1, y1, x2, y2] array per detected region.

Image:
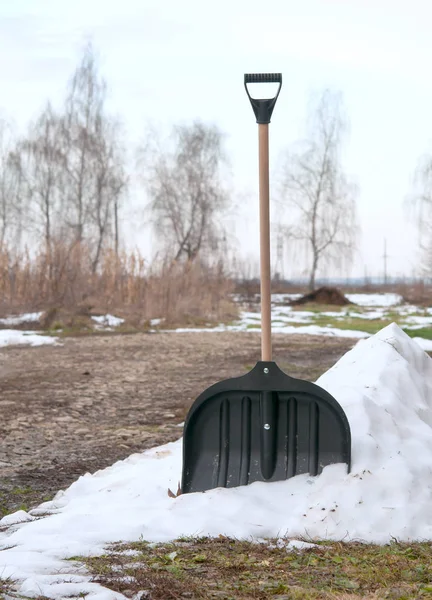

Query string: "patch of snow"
[[171, 324, 369, 338], [91, 314, 125, 328], [412, 337, 432, 351], [345, 293, 403, 307], [0, 510, 35, 527], [272, 325, 370, 338], [398, 304, 422, 316], [271, 293, 302, 303], [2, 324, 432, 599], [346, 309, 387, 320], [0, 312, 43, 326], [320, 310, 347, 318], [272, 539, 321, 551], [0, 330, 58, 348], [402, 315, 432, 328], [150, 318, 164, 326]]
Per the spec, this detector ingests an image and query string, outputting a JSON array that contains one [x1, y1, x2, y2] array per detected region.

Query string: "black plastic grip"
[[244, 73, 282, 84], [244, 73, 282, 124]]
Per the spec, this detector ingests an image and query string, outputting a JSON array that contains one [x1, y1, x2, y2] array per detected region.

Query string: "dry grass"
[[0, 576, 15, 600], [0, 240, 237, 327], [76, 537, 432, 599], [396, 281, 432, 306]]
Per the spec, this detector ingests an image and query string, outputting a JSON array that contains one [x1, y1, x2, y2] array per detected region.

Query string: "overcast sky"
[[0, 0, 431, 279]]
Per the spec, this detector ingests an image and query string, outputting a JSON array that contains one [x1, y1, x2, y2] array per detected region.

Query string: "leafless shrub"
[[0, 241, 236, 325]]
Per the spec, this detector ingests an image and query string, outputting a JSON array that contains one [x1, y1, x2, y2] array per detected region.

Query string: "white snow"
[[1, 324, 432, 599], [268, 293, 302, 303], [0, 312, 43, 326], [150, 317, 164, 326], [345, 293, 403, 307], [169, 293, 422, 340], [0, 329, 57, 348], [172, 324, 370, 338], [402, 315, 432, 329], [91, 314, 125, 328], [413, 337, 432, 351]]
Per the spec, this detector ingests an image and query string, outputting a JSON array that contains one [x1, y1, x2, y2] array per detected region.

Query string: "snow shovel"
[[181, 73, 351, 494]]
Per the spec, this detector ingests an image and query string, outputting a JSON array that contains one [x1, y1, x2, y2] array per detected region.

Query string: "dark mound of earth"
[[291, 286, 353, 306]]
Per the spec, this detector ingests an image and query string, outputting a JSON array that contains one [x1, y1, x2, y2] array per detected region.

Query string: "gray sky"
[[0, 0, 430, 279]]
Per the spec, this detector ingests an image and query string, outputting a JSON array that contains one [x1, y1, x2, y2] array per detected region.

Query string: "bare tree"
[[60, 42, 106, 244], [0, 119, 24, 247], [90, 116, 127, 271], [144, 121, 229, 261], [278, 90, 359, 290], [57, 43, 128, 270], [19, 103, 64, 249]]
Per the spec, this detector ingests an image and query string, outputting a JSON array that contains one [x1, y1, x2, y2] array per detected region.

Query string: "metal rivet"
[[263, 367, 269, 374], [264, 423, 270, 430]]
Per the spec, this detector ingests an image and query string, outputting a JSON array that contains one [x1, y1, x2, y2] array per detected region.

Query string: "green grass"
[[290, 303, 349, 314], [74, 537, 432, 599], [0, 485, 54, 519], [270, 303, 432, 341], [39, 299, 432, 342], [309, 315, 394, 335], [0, 486, 34, 518], [402, 327, 432, 341]]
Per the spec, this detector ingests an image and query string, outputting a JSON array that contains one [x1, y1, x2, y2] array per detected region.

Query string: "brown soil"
[[0, 331, 357, 516], [291, 286, 352, 306]]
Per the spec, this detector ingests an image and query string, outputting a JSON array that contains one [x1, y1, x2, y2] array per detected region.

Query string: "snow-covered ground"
[[171, 292, 432, 349], [1, 324, 432, 599], [1, 295, 432, 348], [173, 322, 371, 338], [344, 292, 403, 307]]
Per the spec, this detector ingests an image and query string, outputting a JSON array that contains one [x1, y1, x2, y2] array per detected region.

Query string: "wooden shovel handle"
[[259, 124, 272, 361]]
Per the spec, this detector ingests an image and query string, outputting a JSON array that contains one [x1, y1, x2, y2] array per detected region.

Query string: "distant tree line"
[[0, 44, 127, 275], [0, 42, 368, 291]]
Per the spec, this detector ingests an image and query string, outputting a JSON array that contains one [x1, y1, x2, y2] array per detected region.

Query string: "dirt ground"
[[0, 331, 357, 516]]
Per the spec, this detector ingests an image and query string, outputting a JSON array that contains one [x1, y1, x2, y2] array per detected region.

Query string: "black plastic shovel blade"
[[181, 361, 351, 494]]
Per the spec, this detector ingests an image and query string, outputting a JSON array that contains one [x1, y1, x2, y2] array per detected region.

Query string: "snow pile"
[[0, 329, 57, 348], [1, 324, 432, 599]]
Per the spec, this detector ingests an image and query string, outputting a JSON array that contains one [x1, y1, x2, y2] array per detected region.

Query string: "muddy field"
[[0, 331, 357, 516]]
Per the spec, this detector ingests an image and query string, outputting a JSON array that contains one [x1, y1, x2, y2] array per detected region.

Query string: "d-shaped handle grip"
[[245, 73, 282, 84], [244, 73, 282, 124]]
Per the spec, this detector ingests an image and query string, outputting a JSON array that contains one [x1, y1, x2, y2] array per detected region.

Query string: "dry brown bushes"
[[0, 241, 237, 326]]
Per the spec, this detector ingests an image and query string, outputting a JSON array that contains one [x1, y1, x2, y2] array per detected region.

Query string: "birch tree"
[[19, 103, 64, 248], [144, 121, 229, 261], [279, 90, 359, 290], [0, 120, 24, 247], [59, 43, 127, 269]]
